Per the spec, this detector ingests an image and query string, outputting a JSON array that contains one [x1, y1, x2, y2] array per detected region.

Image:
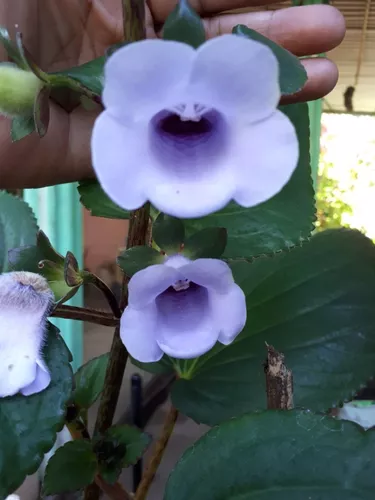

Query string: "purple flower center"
[[149, 104, 229, 175], [155, 281, 209, 331]]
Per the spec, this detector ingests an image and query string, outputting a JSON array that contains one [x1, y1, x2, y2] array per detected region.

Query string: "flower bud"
[[64, 251, 83, 288], [0, 64, 42, 117], [0, 271, 54, 397]]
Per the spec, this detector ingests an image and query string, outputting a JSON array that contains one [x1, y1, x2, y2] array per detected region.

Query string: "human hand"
[[0, 0, 345, 189]]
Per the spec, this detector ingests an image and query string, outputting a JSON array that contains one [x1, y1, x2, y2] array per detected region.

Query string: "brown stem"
[[52, 305, 119, 327], [83, 272, 122, 319], [95, 326, 128, 434], [85, 4, 148, 499], [95, 475, 132, 500], [84, 210, 150, 500], [265, 344, 294, 410], [66, 420, 90, 441], [94, 205, 150, 438], [135, 406, 179, 500]]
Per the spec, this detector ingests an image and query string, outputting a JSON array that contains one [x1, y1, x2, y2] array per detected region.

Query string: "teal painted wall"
[[24, 184, 83, 371]]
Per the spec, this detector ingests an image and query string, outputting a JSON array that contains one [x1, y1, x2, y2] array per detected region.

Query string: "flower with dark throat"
[[92, 34, 298, 218], [0, 272, 54, 397], [120, 256, 246, 362]]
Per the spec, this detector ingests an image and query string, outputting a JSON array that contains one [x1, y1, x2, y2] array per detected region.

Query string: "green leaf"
[[93, 436, 126, 485], [163, 0, 205, 48], [43, 440, 97, 495], [184, 103, 314, 259], [131, 356, 175, 375], [78, 181, 130, 219], [153, 213, 185, 253], [0, 190, 38, 272], [104, 425, 151, 467], [100, 466, 121, 485], [0, 27, 26, 68], [233, 25, 307, 96], [165, 410, 375, 500], [0, 324, 73, 498], [37, 230, 62, 261], [93, 425, 150, 485], [11, 114, 35, 141], [8, 230, 79, 303], [40, 261, 79, 304], [182, 227, 227, 259], [8, 230, 63, 273], [117, 246, 164, 277], [73, 353, 109, 410], [33, 86, 50, 138], [106, 41, 130, 60], [170, 229, 375, 425], [14, 33, 49, 83], [50, 56, 105, 96]]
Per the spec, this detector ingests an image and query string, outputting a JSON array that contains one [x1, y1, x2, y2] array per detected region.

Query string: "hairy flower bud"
[[0, 271, 54, 397], [0, 64, 42, 117]]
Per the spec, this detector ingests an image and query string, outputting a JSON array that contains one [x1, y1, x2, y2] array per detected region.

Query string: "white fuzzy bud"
[[0, 272, 54, 397], [0, 64, 42, 117]]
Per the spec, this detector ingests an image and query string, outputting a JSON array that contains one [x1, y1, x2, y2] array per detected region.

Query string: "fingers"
[[150, 0, 273, 24], [280, 58, 338, 104], [203, 5, 346, 56], [0, 105, 96, 189]]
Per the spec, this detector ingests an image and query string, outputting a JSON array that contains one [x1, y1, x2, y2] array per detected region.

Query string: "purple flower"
[[92, 34, 298, 218], [120, 255, 246, 362], [0, 272, 53, 397]]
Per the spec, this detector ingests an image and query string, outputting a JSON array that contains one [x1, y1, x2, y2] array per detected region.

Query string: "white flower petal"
[[0, 352, 37, 397], [157, 322, 217, 359], [156, 283, 218, 359], [103, 39, 196, 120], [164, 255, 191, 269], [21, 358, 51, 396], [91, 113, 149, 211], [210, 284, 247, 345], [339, 402, 375, 431], [180, 259, 234, 293], [190, 34, 280, 121], [145, 108, 236, 218], [148, 172, 235, 218], [233, 110, 299, 207], [120, 304, 163, 363], [128, 264, 182, 309], [0, 273, 52, 397]]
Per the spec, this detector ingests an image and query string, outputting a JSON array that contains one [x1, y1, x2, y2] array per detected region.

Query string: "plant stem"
[[94, 326, 128, 432], [94, 205, 150, 437], [66, 419, 91, 441], [83, 271, 122, 318], [85, 211, 150, 500], [95, 475, 133, 500], [265, 344, 294, 410], [52, 305, 119, 327], [135, 406, 179, 500], [85, 4, 148, 499]]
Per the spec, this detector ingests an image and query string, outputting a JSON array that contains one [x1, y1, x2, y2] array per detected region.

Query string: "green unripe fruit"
[[0, 64, 42, 117]]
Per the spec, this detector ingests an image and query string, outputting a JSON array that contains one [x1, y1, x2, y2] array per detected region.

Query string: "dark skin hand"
[[0, 0, 345, 189]]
